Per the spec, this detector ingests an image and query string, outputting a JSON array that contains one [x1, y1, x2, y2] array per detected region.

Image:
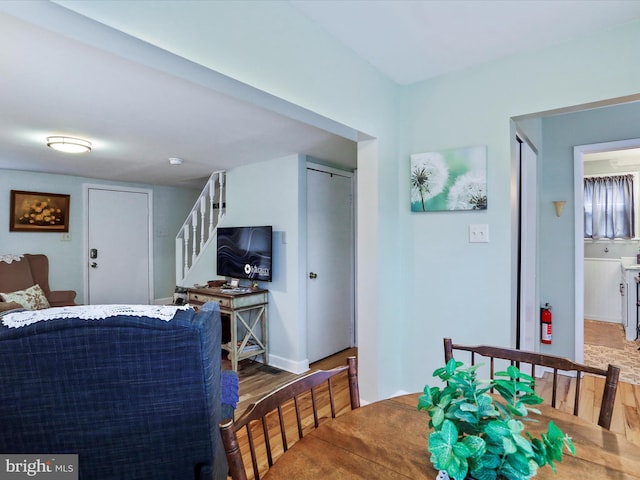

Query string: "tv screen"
[[216, 226, 273, 282]]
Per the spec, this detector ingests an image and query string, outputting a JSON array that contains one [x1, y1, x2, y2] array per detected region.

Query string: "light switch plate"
[[469, 224, 489, 243]]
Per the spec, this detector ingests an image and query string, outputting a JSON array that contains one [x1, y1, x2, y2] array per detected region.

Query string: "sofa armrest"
[[47, 290, 77, 307]]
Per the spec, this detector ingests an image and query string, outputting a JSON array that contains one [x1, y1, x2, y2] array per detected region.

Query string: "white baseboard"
[[267, 353, 309, 375], [585, 315, 622, 323]]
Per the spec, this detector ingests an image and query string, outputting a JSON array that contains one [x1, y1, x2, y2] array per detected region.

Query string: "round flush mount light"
[[46, 136, 92, 154], [168, 157, 184, 165]]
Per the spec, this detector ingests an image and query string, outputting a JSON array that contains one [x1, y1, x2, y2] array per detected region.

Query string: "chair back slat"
[[220, 356, 360, 480], [328, 379, 337, 417], [574, 373, 582, 415], [293, 396, 303, 439], [551, 369, 558, 408], [277, 406, 288, 452], [443, 338, 620, 430]]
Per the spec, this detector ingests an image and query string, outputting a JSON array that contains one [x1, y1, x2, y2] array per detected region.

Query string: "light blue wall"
[[0, 169, 199, 303], [538, 101, 640, 357], [398, 21, 640, 392], [24, 2, 640, 400], [223, 154, 309, 373]]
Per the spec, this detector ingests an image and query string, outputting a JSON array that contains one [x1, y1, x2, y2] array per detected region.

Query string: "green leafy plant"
[[418, 358, 575, 480]]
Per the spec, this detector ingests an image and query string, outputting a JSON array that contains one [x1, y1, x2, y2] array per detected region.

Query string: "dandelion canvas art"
[[410, 145, 487, 212]]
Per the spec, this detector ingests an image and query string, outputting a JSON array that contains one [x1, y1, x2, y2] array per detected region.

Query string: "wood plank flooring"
[[229, 345, 640, 479], [231, 347, 357, 414]]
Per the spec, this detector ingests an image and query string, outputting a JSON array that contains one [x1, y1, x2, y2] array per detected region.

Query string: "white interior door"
[[307, 166, 354, 363], [86, 186, 152, 304]]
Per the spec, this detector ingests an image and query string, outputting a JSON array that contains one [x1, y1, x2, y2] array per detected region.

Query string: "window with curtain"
[[584, 175, 634, 239]]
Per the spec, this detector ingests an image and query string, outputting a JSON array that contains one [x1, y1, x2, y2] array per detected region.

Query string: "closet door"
[[306, 166, 354, 363]]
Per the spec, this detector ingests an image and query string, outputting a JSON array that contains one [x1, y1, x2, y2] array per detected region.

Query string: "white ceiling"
[[584, 147, 640, 170], [291, 0, 640, 85], [1, 1, 639, 188], [0, 4, 357, 189]]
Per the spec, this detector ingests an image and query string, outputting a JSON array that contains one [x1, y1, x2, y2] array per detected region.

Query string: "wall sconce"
[[552, 200, 566, 217]]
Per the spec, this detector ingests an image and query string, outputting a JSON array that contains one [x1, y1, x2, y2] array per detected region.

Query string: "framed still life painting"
[[9, 190, 70, 232], [410, 145, 487, 212]]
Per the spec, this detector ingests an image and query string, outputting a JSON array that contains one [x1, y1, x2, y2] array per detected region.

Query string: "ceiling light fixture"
[[46, 136, 92, 154], [168, 157, 184, 165]]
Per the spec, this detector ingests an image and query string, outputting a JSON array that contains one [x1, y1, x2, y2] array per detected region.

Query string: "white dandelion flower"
[[447, 172, 487, 210], [410, 153, 449, 211]]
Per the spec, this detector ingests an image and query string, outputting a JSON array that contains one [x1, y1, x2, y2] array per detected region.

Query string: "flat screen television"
[[216, 226, 273, 282]]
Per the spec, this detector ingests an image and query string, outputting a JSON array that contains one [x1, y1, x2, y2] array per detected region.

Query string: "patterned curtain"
[[584, 175, 634, 239]]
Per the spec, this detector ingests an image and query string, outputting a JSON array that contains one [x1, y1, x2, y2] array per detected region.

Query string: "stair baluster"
[[218, 173, 225, 226], [183, 225, 190, 279], [208, 177, 216, 236], [199, 196, 206, 251]]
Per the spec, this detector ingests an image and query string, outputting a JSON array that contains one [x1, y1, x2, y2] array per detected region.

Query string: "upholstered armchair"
[[0, 301, 238, 480], [0, 254, 76, 307]]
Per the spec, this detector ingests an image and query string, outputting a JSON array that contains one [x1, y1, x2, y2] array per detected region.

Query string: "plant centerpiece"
[[418, 358, 575, 480]]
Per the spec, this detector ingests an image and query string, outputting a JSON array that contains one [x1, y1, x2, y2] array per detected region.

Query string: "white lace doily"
[[1, 304, 192, 329], [0, 254, 23, 264]]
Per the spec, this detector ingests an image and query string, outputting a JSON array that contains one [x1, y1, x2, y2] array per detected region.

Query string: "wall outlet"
[[469, 224, 489, 243], [61, 233, 71, 241]]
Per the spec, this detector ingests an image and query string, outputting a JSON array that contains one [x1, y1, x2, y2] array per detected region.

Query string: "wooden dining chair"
[[219, 356, 360, 480], [443, 338, 620, 430]]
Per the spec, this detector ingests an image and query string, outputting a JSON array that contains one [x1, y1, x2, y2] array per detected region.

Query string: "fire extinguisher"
[[541, 303, 552, 344]]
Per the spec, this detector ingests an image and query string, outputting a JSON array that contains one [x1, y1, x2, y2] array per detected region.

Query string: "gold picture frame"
[[10, 190, 70, 232]]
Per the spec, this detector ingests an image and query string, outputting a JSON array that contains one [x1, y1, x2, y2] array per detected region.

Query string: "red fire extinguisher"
[[541, 303, 552, 344]]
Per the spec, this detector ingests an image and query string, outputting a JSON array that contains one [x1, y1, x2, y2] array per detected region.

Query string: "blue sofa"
[[0, 302, 238, 480]]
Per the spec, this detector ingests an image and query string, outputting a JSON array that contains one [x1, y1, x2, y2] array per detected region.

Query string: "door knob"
[[91, 262, 98, 268], [309, 272, 318, 279]]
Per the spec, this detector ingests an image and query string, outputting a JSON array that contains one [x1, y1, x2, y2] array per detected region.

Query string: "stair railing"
[[175, 171, 225, 285]]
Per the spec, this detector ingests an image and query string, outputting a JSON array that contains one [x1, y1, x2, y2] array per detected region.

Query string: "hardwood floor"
[[228, 345, 640, 479], [231, 347, 357, 414]]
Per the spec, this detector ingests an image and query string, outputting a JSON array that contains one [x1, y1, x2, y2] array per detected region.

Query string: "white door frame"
[[83, 184, 154, 303], [517, 136, 538, 351], [573, 138, 640, 362]]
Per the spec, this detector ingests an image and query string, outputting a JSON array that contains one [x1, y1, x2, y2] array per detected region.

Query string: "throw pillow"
[[0, 284, 50, 310], [0, 301, 24, 313]]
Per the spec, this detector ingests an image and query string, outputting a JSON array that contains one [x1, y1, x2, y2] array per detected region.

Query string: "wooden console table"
[[187, 287, 268, 371]]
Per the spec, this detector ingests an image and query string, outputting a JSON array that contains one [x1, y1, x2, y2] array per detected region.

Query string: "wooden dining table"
[[263, 393, 640, 479]]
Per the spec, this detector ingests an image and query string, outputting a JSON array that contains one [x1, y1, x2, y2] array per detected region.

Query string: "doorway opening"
[[515, 135, 538, 351], [574, 138, 640, 373]]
